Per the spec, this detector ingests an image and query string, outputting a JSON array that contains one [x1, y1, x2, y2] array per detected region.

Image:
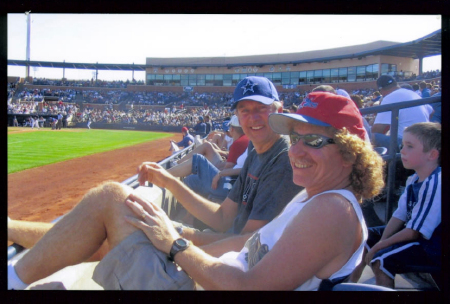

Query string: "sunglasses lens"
[[290, 133, 300, 145], [304, 135, 324, 148]]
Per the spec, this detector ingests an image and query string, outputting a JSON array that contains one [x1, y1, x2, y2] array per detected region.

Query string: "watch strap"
[[168, 238, 190, 261]]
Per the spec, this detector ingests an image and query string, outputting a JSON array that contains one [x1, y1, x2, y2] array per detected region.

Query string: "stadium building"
[[8, 29, 441, 95]]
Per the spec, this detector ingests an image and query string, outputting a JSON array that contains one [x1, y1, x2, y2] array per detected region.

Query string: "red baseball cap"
[[181, 127, 189, 133], [268, 92, 366, 140]]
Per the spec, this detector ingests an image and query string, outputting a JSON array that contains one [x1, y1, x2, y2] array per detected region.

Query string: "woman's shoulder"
[[304, 190, 358, 218]]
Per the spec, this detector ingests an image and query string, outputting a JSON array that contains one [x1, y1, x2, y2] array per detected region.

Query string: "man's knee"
[[80, 181, 133, 213]]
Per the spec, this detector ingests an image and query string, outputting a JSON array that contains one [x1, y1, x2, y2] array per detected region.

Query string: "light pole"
[[25, 11, 31, 81]]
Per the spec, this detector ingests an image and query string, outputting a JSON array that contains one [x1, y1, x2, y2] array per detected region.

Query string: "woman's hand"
[[211, 173, 221, 190], [124, 192, 179, 255]]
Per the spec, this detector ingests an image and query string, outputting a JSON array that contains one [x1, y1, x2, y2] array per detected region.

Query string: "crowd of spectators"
[[8, 75, 441, 129], [75, 106, 229, 129], [8, 99, 80, 117], [31, 78, 145, 88]]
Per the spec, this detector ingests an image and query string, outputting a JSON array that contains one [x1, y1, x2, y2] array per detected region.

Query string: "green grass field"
[[7, 128, 173, 174]]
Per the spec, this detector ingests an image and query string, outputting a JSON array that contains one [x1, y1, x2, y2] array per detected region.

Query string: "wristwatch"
[[168, 238, 190, 261]]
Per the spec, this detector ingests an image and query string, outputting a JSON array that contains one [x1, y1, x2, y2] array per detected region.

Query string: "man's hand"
[[211, 173, 221, 190], [137, 162, 174, 189], [125, 192, 179, 255]]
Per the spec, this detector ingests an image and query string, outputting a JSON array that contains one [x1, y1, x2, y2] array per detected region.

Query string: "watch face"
[[175, 238, 188, 247]]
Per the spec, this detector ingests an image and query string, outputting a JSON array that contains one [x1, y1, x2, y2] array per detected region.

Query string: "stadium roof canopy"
[[8, 29, 441, 71]]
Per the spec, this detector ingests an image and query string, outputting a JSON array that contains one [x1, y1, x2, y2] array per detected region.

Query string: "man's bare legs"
[[8, 220, 54, 249], [8, 220, 109, 262], [13, 181, 138, 285]]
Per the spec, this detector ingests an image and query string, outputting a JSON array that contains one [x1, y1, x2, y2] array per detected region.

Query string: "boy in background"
[[350, 122, 441, 288]]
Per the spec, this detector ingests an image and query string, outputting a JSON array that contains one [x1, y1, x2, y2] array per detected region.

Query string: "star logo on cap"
[[241, 80, 258, 95], [299, 98, 318, 109]]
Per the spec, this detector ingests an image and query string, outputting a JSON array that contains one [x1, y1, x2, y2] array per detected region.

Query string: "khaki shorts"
[[92, 230, 195, 290]]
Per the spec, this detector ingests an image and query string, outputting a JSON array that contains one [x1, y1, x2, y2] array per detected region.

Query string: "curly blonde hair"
[[328, 127, 385, 200]]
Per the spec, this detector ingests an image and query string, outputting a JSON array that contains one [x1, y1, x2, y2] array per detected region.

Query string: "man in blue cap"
[[7, 76, 303, 290]]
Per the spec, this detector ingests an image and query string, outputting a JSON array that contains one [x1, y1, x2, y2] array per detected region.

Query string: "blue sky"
[[7, 14, 442, 81]]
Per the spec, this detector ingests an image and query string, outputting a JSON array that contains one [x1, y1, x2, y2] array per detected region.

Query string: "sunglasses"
[[289, 132, 335, 149]]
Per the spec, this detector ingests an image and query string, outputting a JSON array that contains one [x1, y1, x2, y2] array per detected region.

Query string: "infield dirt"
[[8, 132, 180, 234]]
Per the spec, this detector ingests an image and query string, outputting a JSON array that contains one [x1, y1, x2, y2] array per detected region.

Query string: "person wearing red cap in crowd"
[[169, 126, 194, 152]]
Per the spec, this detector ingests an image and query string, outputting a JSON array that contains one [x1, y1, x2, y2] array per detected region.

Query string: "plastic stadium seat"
[[373, 146, 387, 156], [332, 283, 395, 291]]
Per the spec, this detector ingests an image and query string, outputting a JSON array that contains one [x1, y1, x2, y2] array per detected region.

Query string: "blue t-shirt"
[[176, 134, 194, 148], [430, 92, 441, 123], [421, 88, 431, 98], [193, 122, 206, 135]]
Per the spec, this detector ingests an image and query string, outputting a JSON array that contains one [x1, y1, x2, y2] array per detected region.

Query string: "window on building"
[[197, 74, 205, 86], [272, 73, 282, 85], [381, 63, 396, 76], [299, 71, 307, 84], [232, 74, 240, 86], [322, 69, 331, 83], [181, 74, 188, 86], [264, 73, 273, 80], [314, 70, 323, 83], [214, 74, 223, 86], [330, 68, 339, 83], [147, 74, 155, 85], [281, 72, 290, 85], [223, 74, 232, 86], [355, 66, 365, 82], [290, 71, 299, 85], [338, 67, 348, 82], [205, 74, 214, 86], [189, 74, 197, 86], [347, 67, 356, 82]]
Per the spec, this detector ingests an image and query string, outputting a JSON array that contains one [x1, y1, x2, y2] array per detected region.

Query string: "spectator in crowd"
[[431, 85, 440, 96], [412, 83, 421, 96], [372, 91, 382, 103], [204, 115, 213, 136], [169, 115, 249, 174], [170, 127, 194, 153], [419, 81, 431, 98], [371, 75, 429, 153], [191, 116, 207, 138], [429, 90, 441, 124], [350, 122, 441, 288], [8, 76, 304, 290], [204, 118, 233, 152]]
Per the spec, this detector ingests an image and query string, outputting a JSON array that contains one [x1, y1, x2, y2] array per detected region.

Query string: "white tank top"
[[219, 189, 368, 290]]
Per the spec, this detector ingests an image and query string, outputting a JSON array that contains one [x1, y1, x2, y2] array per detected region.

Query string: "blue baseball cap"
[[222, 120, 230, 132], [230, 76, 279, 110]]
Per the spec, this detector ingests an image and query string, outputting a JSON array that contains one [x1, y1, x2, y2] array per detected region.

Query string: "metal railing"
[[360, 95, 441, 222]]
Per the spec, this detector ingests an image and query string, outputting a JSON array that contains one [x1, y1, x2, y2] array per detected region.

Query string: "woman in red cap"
[[124, 91, 385, 290]]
